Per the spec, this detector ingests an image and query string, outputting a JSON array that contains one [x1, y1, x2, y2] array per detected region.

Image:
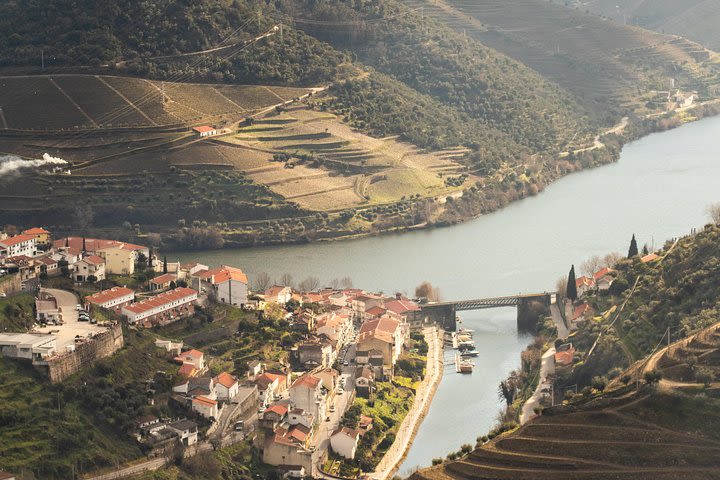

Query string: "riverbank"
[[373, 326, 444, 480]]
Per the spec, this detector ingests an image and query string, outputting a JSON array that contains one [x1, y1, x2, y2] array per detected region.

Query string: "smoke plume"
[[0, 153, 68, 177]]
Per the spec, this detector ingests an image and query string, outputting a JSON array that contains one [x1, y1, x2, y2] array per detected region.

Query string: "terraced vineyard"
[[411, 393, 720, 480], [399, 0, 720, 118], [0, 75, 313, 131], [219, 105, 471, 210]]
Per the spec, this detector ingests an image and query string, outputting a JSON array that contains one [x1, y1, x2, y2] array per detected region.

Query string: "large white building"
[[289, 374, 326, 425], [0, 333, 57, 361], [0, 234, 37, 258], [86, 286, 135, 311]]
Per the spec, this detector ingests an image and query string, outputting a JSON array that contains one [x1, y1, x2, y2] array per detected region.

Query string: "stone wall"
[[0, 273, 22, 296], [41, 323, 124, 383]]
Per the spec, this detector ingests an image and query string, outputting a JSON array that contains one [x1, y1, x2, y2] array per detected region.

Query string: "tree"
[[298, 276, 320, 292], [81, 237, 86, 253], [642, 244, 649, 255], [253, 272, 272, 292], [707, 202, 720, 225], [628, 234, 639, 258], [644, 369, 662, 386], [566, 265, 578, 301], [415, 281, 440, 301], [148, 247, 154, 269], [580, 255, 603, 276], [163, 256, 168, 274], [555, 276, 568, 301], [280, 273, 294, 288], [263, 302, 286, 322]]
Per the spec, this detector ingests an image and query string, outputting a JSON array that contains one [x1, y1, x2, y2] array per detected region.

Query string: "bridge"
[[419, 292, 555, 331]]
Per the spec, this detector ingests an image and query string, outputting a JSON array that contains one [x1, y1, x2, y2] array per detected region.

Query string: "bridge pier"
[[420, 304, 456, 331], [517, 295, 552, 333]]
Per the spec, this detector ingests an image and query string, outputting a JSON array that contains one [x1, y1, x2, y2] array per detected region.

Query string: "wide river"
[[173, 115, 720, 476]]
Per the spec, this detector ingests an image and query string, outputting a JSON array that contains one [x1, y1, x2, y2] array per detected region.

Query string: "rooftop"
[[86, 286, 134, 305], [123, 287, 197, 315], [0, 234, 35, 247]]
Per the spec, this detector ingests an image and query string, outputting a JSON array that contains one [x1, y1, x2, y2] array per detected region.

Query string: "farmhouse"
[[0, 234, 37, 258], [121, 287, 197, 326], [192, 125, 218, 137], [86, 286, 135, 312]]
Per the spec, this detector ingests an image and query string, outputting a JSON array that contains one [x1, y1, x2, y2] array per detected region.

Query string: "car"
[[329, 405, 335, 413], [234, 421, 244, 431], [76, 304, 82, 311], [337, 388, 344, 395], [343, 361, 349, 366]]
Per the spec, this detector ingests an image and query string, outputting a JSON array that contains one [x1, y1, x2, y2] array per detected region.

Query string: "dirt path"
[[373, 326, 444, 480], [520, 347, 556, 424]]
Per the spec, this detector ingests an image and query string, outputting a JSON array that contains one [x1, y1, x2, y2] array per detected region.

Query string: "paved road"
[[520, 347, 556, 425], [550, 303, 569, 339], [44, 287, 79, 323], [84, 458, 167, 480]]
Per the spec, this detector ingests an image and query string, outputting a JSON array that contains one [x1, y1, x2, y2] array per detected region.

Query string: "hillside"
[[411, 223, 720, 480], [565, 0, 720, 51]]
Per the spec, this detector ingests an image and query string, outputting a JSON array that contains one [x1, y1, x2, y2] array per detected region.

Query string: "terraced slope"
[[411, 393, 720, 480], [574, 0, 720, 51], [398, 0, 720, 119], [0, 74, 312, 131]]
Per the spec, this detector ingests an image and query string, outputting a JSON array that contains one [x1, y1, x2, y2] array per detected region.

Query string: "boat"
[[455, 353, 475, 373], [457, 342, 476, 351], [460, 349, 479, 357], [457, 328, 474, 336]]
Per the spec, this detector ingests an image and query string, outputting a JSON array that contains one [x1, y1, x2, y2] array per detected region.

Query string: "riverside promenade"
[[372, 326, 444, 480]]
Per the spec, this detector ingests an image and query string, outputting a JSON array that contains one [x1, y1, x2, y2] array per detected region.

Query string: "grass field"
[[0, 75, 314, 131]]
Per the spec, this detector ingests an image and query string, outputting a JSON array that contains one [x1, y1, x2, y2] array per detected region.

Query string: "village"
[[0, 227, 432, 479]]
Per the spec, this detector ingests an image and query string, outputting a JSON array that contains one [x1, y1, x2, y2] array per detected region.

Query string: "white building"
[[0, 234, 37, 258], [0, 333, 57, 361], [192, 395, 219, 419], [167, 419, 198, 447], [192, 125, 218, 137], [121, 287, 197, 325], [289, 374, 326, 425], [174, 349, 205, 370], [214, 372, 240, 401], [195, 265, 248, 306], [74, 255, 106, 282], [85, 286, 135, 311], [330, 427, 360, 459]]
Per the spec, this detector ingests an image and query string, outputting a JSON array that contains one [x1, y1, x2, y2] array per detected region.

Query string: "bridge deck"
[[421, 293, 551, 311]]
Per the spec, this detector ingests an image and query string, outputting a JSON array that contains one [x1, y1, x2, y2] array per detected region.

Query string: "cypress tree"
[[566, 265, 578, 302], [628, 234, 639, 258], [64, 237, 69, 248], [163, 256, 168, 274], [642, 244, 649, 255], [148, 247, 154, 268], [81, 237, 86, 253]]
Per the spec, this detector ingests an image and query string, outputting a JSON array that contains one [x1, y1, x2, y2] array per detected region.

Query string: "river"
[[171, 114, 720, 476]]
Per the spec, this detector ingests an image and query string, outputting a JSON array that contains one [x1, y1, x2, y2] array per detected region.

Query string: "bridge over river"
[[419, 292, 556, 331]]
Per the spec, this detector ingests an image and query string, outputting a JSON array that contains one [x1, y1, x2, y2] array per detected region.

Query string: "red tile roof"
[[123, 287, 197, 315], [23, 227, 50, 235], [86, 287, 134, 306], [82, 255, 105, 266], [573, 303, 594, 320], [575, 276, 595, 288], [385, 298, 420, 315], [53, 237, 147, 253], [332, 426, 360, 439], [178, 363, 198, 377], [192, 125, 215, 133], [365, 306, 387, 317], [150, 273, 177, 285], [358, 316, 400, 344], [592, 267, 615, 281], [641, 253, 659, 263], [292, 374, 321, 389], [192, 395, 217, 407], [554, 346, 576, 366], [214, 372, 237, 389], [0, 234, 35, 247], [265, 404, 289, 417], [195, 265, 248, 284], [265, 285, 290, 297]]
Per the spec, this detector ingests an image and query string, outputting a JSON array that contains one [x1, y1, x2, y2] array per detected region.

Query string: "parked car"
[[76, 304, 82, 311], [329, 405, 335, 413]]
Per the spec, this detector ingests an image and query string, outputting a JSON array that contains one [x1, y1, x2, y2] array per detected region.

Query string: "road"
[[43, 287, 79, 323], [83, 458, 167, 480], [550, 302, 569, 339], [520, 346, 556, 425], [372, 327, 443, 480]]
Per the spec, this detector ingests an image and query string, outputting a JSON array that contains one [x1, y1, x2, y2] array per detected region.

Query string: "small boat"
[[461, 349, 479, 357], [455, 354, 475, 373], [458, 342, 476, 351], [457, 328, 474, 336]]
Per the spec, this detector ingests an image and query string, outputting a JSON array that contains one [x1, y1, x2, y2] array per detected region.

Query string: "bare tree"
[[280, 273, 294, 288], [146, 232, 162, 247], [340, 276, 354, 289], [329, 278, 341, 289], [580, 255, 604, 276], [603, 252, 623, 268], [708, 203, 720, 225], [415, 281, 441, 301], [298, 276, 320, 292], [555, 276, 568, 301], [73, 205, 95, 232], [253, 271, 272, 292]]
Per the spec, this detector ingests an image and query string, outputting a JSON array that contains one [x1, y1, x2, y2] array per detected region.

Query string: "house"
[[51, 247, 81, 269], [122, 287, 197, 326], [593, 267, 616, 290], [641, 253, 659, 263], [247, 359, 263, 378], [314, 368, 339, 393], [554, 343, 576, 367], [256, 373, 280, 406], [575, 276, 595, 297], [174, 349, 205, 370], [278, 465, 306, 479], [289, 374, 326, 424], [355, 366, 375, 398], [330, 427, 360, 459], [315, 311, 352, 346], [167, 419, 198, 446], [357, 316, 405, 366], [22, 227, 51, 247], [192, 395, 219, 419], [35, 295, 61, 324], [297, 339, 335, 369], [263, 424, 313, 469], [385, 295, 423, 329], [192, 125, 218, 137], [194, 265, 248, 306], [0, 333, 57, 361], [150, 273, 177, 291], [214, 372, 240, 400], [352, 294, 385, 321], [265, 285, 292, 305], [86, 286, 135, 312], [359, 415, 373, 433], [261, 403, 290, 430], [3, 255, 41, 282], [135, 414, 160, 431], [287, 408, 314, 429], [178, 363, 199, 378], [96, 245, 137, 275], [38, 256, 59, 276], [74, 255, 106, 282], [0, 234, 37, 258]]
